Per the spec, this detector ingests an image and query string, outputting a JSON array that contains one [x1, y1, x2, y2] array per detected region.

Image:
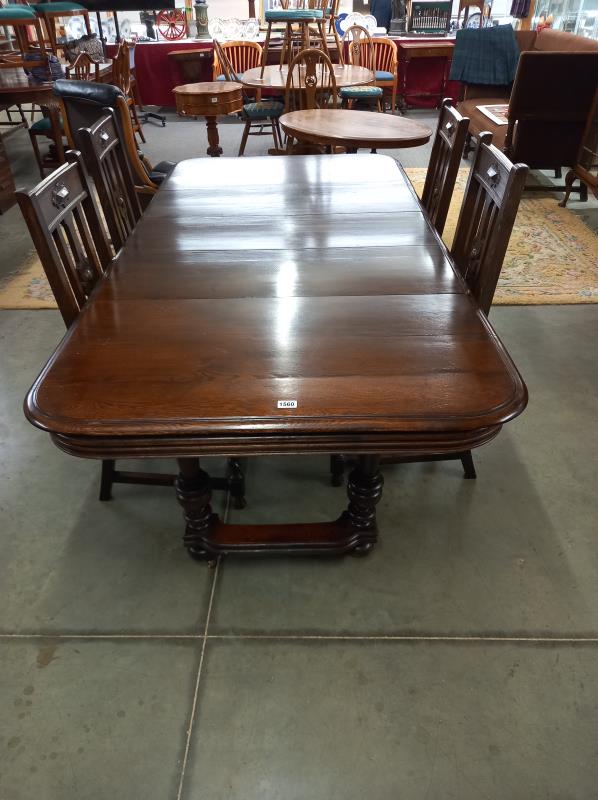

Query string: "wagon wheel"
[[156, 9, 187, 40]]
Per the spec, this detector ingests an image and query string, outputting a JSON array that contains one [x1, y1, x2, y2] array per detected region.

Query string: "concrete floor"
[[1, 109, 598, 799]]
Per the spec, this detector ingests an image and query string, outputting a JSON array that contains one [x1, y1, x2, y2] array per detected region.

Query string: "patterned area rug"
[[1, 167, 597, 308], [407, 168, 598, 305]]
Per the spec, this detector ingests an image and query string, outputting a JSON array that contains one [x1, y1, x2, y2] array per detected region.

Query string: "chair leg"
[[99, 459, 116, 500], [272, 117, 282, 150], [460, 451, 477, 480], [261, 23, 272, 77], [130, 102, 146, 144], [28, 131, 46, 178], [558, 169, 576, 208], [330, 454, 345, 486], [238, 119, 251, 156], [226, 458, 246, 509]]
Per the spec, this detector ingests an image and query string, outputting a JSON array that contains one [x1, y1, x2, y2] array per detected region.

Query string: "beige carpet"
[[1, 167, 597, 308]]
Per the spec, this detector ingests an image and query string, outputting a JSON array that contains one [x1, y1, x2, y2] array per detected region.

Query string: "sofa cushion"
[[533, 27, 598, 52]]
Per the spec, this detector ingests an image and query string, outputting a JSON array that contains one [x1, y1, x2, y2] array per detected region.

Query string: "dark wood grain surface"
[[280, 109, 432, 150], [26, 154, 526, 453]]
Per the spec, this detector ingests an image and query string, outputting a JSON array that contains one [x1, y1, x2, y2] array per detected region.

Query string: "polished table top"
[[241, 64, 374, 91], [26, 154, 526, 454], [280, 109, 432, 150]]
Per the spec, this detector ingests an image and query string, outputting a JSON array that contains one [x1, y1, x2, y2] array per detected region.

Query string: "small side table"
[[396, 40, 454, 111], [173, 81, 243, 157]]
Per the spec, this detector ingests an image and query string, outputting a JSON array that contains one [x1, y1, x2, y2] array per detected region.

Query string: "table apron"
[[50, 426, 501, 460]]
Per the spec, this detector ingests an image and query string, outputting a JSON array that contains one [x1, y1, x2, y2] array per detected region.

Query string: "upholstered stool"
[[32, 2, 92, 56], [260, 2, 329, 78]]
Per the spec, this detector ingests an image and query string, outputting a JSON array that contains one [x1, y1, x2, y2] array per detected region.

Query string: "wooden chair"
[[213, 39, 283, 156], [325, 0, 344, 65], [457, 0, 488, 28], [421, 98, 470, 236], [54, 80, 172, 209], [0, 5, 47, 56], [452, 131, 528, 315], [284, 47, 338, 112], [370, 37, 398, 114], [560, 87, 598, 208], [261, 0, 329, 78], [213, 39, 263, 80], [111, 39, 145, 144], [15, 153, 188, 502], [330, 133, 528, 487], [31, 1, 92, 55], [77, 111, 141, 253], [339, 25, 383, 112], [16, 152, 110, 327], [65, 50, 100, 81]]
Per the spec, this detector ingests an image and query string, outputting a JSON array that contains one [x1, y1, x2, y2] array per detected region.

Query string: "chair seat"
[[216, 72, 243, 81], [30, 116, 63, 133], [243, 101, 284, 119], [339, 85, 383, 98], [265, 8, 322, 20], [32, 2, 87, 12], [0, 6, 36, 19], [375, 70, 395, 81]]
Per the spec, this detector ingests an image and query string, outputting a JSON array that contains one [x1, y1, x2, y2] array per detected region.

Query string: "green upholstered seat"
[[30, 116, 63, 132], [339, 85, 383, 98], [375, 70, 395, 80], [0, 6, 36, 19], [243, 101, 284, 119], [32, 2, 86, 12], [265, 8, 322, 20]]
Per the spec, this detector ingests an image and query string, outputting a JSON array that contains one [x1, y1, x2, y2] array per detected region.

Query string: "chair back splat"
[[285, 47, 338, 112], [421, 98, 470, 236], [451, 131, 528, 315], [16, 152, 111, 328], [78, 111, 142, 253]]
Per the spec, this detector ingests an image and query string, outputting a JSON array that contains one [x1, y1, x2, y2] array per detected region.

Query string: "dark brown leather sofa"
[[457, 28, 598, 198]]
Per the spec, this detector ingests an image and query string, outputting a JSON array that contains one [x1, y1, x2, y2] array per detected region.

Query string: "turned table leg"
[[175, 457, 217, 561], [345, 454, 384, 554], [205, 116, 223, 157]]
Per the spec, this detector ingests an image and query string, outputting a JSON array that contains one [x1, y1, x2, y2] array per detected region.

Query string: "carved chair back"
[[77, 111, 142, 253], [343, 24, 374, 71], [111, 40, 132, 96], [66, 50, 101, 81], [421, 98, 470, 236], [285, 47, 338, 112], [280, 0, 327, 9], [16, 152, 111, 328], [451, 132, 528, 315]]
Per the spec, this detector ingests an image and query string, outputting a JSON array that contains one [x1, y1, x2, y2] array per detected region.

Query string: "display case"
[[408, 0, 452, 33]]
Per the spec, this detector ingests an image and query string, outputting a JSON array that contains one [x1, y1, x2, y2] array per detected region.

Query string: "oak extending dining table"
[[25, 154, 527, 561]]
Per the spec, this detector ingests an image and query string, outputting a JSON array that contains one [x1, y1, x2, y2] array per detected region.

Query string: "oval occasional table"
[[173, 81, 243, 157], [242, 64, 374, 91], [280, 109, 433, 153]]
